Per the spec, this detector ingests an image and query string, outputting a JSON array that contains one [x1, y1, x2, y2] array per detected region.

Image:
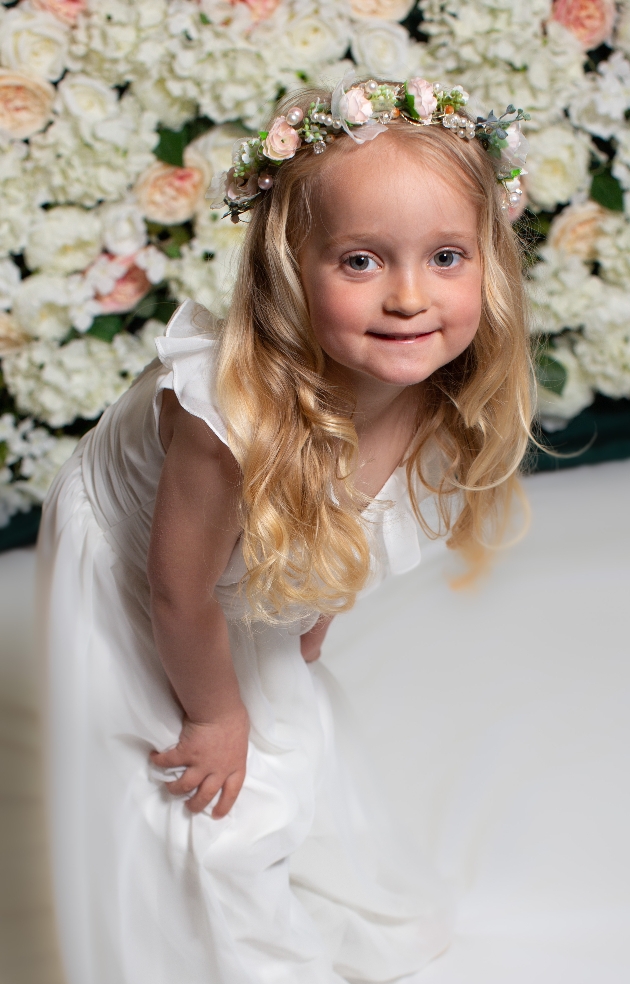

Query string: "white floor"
[[1, 459, 629, 984]]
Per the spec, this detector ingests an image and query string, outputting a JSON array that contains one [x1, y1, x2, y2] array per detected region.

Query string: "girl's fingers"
[[185, 775, 223, 814], [149, 745, 186, 768], [212, 771, 245, 819], [165, 768, 202, 797]]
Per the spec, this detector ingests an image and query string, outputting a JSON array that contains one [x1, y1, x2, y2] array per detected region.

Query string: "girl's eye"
[[431, 250, 461, 269], [344, 254, 378, 273]]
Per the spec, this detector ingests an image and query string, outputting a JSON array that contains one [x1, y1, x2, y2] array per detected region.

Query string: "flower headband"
[[213, 73, 530, 222]]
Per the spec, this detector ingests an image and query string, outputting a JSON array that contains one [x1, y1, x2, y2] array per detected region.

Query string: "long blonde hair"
[[215, 86, 534, 619]]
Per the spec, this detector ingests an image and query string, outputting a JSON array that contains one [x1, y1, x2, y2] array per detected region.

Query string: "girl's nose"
[[383, 270, 429, 317]]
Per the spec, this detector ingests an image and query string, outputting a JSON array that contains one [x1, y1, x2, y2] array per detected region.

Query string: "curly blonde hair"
[[215, 86, 534, 619]]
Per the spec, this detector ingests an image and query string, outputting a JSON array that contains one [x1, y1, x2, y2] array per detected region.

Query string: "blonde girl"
[[39, 77, 533, 984]]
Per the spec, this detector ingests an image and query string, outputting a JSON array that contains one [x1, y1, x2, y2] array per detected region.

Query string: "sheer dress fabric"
[[38, 299, 452, 984]]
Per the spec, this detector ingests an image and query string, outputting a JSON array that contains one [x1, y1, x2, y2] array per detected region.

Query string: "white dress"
[[38, 300, 452, 984]]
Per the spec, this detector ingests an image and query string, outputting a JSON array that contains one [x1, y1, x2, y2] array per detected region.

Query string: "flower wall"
[[1, 0, 630, 526]]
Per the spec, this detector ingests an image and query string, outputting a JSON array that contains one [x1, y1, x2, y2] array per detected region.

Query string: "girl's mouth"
[[367, 330, 437, 343]]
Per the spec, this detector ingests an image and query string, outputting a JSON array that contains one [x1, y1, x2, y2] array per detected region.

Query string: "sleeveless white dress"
[[38, 300, 452, 984]]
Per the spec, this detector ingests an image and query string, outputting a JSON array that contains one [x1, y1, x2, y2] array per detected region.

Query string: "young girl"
[[39, 76, 532, 984]]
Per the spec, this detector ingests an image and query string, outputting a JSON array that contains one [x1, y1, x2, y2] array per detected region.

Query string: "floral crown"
[[213, 73, 530, 222]]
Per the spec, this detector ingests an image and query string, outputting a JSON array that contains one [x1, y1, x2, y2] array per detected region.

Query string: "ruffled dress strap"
[[154, 299, 228, 447]]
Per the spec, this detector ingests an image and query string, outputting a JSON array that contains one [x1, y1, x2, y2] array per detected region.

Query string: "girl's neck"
[[325, 360, 421, 435]]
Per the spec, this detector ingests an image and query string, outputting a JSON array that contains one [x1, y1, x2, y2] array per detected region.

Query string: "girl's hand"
[[150, 706, 249, 817], [300, 615, 334, 663]]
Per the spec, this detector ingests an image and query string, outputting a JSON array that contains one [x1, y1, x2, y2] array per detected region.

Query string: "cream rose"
[[0, 69, 54, 140], [551, 0, 616, 50], [0, 7, 69, 82], [349, 0, 416, 20], [0, 313, 28, 356], [31, 0, 87, 26], [339, 87, 373, 124], [134, 161, 209, 225], [547, 201, 606, 260], [262, 117, 301, 161], [406, 78, 437, 121], [57, 74, 118, 135]]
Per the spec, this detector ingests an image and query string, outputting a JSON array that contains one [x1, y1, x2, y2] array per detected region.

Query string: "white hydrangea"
[[525, 123, 592, 210], [112, 318, 165, 376], [167, 247, 222, 316], [25, 205, 103, 275], [0, 412, 78, 525], [574, 289, 630, 399], [0, 258, 21, 311], [594, 211, 630, 286], [0, 141, 49, 258], [569, 51, 630, 140], [2, 336, 131, 427], [253, 0, 351, 70], [68, 0, 171, 86], [28, 90, 158, 207], [527, 246, 605, 334], [11, 272, 100, 340]]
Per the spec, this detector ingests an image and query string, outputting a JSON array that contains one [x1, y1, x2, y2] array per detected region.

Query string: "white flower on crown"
[[25, 206, 103, 276], [0, 5, 69, 82]]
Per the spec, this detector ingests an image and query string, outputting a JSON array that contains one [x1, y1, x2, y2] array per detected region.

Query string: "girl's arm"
[[147, 392, 246, 818]]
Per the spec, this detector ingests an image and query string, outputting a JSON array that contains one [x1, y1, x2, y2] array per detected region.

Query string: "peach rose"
[[262, 117, 301, 161], [547, 200, 607, 259], [228, 0, 280, 21], [406, 78, 437, 121], [339, 87, 373, 124], [134, 161, 208, 225], [0, 312, 29, 355], [551, 0, 616, 50], [94, 255, 151, 315], [31, 0, 87, 26], [0, 69, 54, 139]]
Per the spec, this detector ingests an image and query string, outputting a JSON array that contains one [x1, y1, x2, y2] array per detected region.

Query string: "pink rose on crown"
[[263, 117, 301, 161], [406, 78, 437, 121], [551, 0, 616, 50], [339, 87, 373, 124]]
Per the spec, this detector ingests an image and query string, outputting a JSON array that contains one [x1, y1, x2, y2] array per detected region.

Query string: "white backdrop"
[[1, 458, 629, 984]]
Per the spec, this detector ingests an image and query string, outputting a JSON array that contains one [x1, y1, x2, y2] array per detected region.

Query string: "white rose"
[[351, 20, 410, 78], [0, 68, 55, 139], [0, 257, 21, 310], [25, 206, 102, 275], [56, 72, 118, 142], [100, 200, 147, 256], [525, 124, 591, 211], [0, 6, 69, 82], [349, 0, 416, 21], [184, 124, 249, 184]]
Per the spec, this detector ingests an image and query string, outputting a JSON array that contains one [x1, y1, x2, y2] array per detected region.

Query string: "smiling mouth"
[[367, 330, 437, 342]]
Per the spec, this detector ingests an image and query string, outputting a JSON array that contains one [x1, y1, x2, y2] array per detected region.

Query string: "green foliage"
[[536, 351, 567, 396], [155, 118, 214, 168], [0, 440, 7, 468], [86, 315, 124, 343], [146, 221, 192, 256], [590, 166, 624, 211]]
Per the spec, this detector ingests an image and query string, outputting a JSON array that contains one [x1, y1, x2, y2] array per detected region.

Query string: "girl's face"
[[299, 135, 483, 392]]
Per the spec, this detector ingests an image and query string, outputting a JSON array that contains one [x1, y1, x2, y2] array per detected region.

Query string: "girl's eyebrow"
[[321, 231, 478, 250]]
